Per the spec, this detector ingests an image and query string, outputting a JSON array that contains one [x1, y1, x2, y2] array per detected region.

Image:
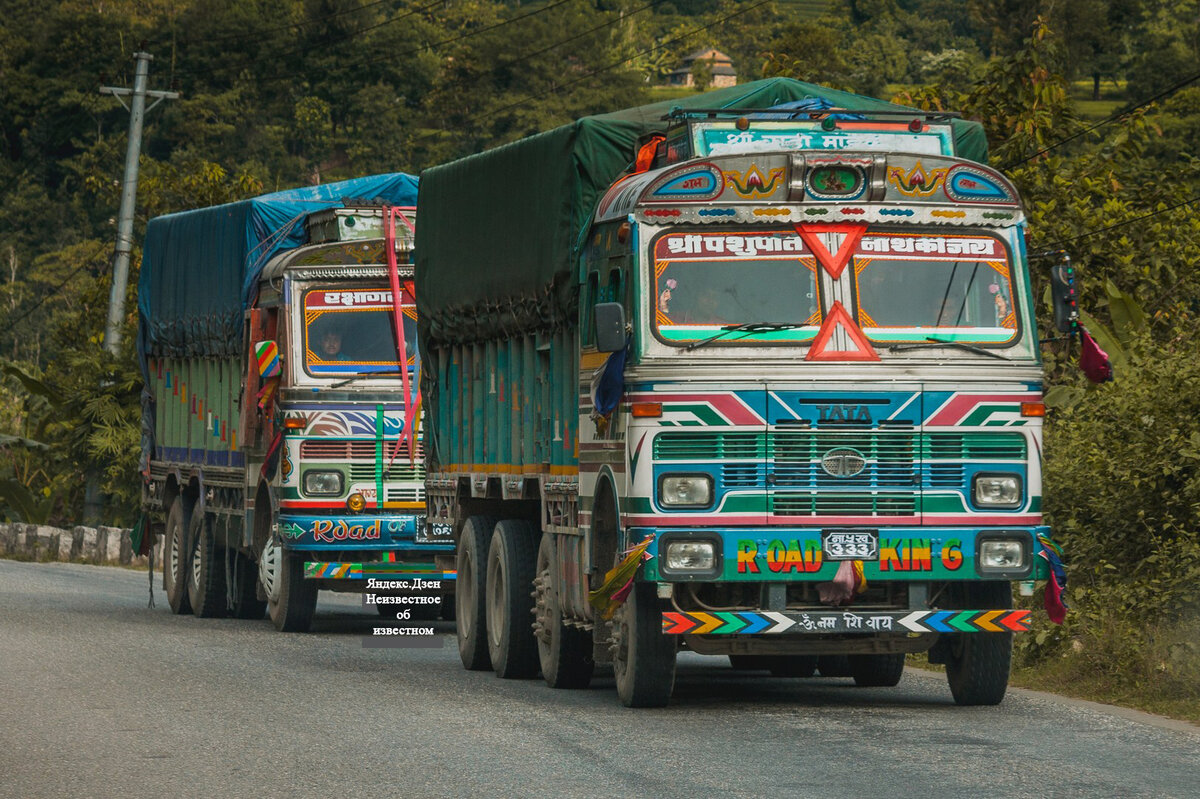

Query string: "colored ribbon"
[[1036, 533, 1069, 624]]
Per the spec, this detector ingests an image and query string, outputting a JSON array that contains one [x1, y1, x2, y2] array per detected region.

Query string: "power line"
[[0, 262, 95, 339], [165, 0, 398, 48], [172, 0, 580, 84], [1034, 192, 1200, 251], [468, 0, 771, 126], [245, 0, 581, 87], [170, 0, 445, 80], [1002, 68, 1200, 169]]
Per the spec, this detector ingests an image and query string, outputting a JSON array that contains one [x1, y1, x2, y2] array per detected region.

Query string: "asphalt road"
[[1, 559, 1197, 799]]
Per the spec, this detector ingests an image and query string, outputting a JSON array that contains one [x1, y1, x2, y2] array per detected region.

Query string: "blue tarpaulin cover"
[[138, 173, 418, 358]]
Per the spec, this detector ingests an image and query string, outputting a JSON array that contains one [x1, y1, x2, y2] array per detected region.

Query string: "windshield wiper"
[[329, 370, 404, 389], [888, 337, 1010, 360], [684, 322, 802, 352]]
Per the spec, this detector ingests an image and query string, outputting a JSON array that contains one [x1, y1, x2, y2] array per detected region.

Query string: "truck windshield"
[[650, 228, 1020, 350], [853, 232, 1018, 345], [651, 230, 820, 346], [302, 287, 416, 377]]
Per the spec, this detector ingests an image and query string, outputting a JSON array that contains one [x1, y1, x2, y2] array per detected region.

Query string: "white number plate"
[[822, 530, 878, 561], [415, 519, 453, 544]]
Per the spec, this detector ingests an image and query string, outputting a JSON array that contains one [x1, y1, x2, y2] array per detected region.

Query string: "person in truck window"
[[319, 330, 349, 361]]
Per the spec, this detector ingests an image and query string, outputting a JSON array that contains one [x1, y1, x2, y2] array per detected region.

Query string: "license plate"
[[415, 519, 453, 544], [822, 530, 878, 561]]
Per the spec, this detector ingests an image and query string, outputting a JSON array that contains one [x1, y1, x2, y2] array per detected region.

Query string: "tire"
[[849, 653, 906, 687], [230, 553, 266, 620], [767, 655, 818, 678], [613, 580, 677, 707], [817, 654, 853, 677], [261, 538, 318, 633], [187, 508, 228, 618], [728, 655, 772, 671], [534, 533, 594, 689], [485, 520, 540, 679], [945, 581, 1013, 706], [456, 515, 496, 671], [163, 497, 192, 615]]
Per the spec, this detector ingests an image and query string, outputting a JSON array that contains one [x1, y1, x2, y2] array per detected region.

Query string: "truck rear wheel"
[[485, 520, 539, 679], [163, 497, 192, 615], [613, 580, 676, 707], [456, 515, 496, 671], [728, 655, 770, 671], [767, 655, 818, 678], [262, 540, 317, 633], [817, 654, 853, 677], [945, 581, 1013, 705], [849, 653, 906, 687], [230, 553, 266, 620], [534, 533, 594, 689], [187, 509, 227, 618]]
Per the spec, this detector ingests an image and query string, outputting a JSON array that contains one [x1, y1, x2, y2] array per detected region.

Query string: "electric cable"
[[1002, 68, 1200, 169], [461, 0, 772, 128], [1033, 191, 1200, 251]]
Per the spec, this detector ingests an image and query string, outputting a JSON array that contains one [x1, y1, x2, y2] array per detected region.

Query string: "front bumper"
[[638, 525, 1052, 582], [276, 513, 453, 554]]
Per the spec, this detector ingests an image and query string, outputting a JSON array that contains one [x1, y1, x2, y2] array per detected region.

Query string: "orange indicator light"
[[631, 402, 663, 418], [1020, 402, 1046, 417]]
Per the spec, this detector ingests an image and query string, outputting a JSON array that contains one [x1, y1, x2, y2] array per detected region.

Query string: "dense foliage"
[[2, 0, 1199, 699]]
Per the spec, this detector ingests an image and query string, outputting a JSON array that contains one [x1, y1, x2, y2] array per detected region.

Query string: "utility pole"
[[99, 51, 178, 356], [84, 52, 178, 526]]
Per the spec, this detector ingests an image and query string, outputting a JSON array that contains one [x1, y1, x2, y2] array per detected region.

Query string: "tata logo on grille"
[[821, 448, 867, 478]]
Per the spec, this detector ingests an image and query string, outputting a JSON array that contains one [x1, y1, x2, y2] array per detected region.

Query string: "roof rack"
[[662, 107, 963, 122]]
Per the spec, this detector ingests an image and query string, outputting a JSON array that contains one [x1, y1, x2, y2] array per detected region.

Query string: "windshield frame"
[[849, 230, 1021, 348], [641, 224, 1030, 358], [647, 227, 823, 348], [297, 283, 417, 381]]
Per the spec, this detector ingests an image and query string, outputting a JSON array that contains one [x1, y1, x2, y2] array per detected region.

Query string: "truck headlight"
[[304, 470, 344, 496], [976, 533, 1032, 576], [665, 541, 715, 571], [972, 473, 1022, 508], [659, 475, 713, 508]]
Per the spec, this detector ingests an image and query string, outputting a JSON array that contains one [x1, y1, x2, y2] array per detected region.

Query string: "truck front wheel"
[[613, 580, 677, 707], [456, 515, 496, 671], [163, 497, 192, 615], [485, 520, 539, 679], [945, 581, 1013, 705], [534, 533, 594, 689], [849, 653, 906, 687], [261, 539, 317, 633]]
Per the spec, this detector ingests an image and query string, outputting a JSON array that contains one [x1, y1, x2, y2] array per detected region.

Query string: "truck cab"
[[248, 207, 453, 630]]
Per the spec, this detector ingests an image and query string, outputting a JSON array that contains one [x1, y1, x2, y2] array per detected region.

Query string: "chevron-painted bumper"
[[661, 609, 1030, 635], [303, 561, 456, 581]]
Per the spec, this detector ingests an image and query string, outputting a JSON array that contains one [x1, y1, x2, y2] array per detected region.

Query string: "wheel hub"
[[191, 534, 203, 589], [258, 540, 282, 602]]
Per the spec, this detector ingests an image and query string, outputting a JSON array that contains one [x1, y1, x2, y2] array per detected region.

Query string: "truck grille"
[[300, 440, 426, 460], [655, 430, 1026, 517], [771, 492, 917, 517]]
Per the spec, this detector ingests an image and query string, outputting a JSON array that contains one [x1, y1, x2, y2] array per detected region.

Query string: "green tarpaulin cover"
[[415, 78, 986, 344]]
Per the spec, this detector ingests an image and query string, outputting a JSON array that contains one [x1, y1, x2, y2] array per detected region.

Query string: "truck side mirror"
[[254, 341, 282, 379], [1049, 260, 1078, 334], [594, 302, 627, 353]]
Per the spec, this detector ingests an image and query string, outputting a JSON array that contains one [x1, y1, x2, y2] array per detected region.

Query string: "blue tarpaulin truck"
[[139, 174, 454, 631]]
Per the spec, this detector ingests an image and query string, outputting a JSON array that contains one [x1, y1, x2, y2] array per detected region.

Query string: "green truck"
[[416, 78, 1069, 706], [139, 174, 454, 632]]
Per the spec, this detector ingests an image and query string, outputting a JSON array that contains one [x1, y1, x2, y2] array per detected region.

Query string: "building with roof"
[[666, 48, 738, 88]]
